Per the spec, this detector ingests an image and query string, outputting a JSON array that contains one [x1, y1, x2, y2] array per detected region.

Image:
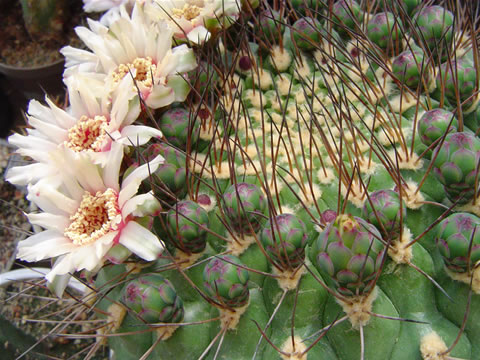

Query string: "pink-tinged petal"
[[187, 26, 211, 44], [118, 221, 164, 261], [27, 213, 70, 232], [121, 192, 158, 218], [17, 231, 77, 262], [119, 154, 163, 207], [102, 141, 124, 191], [119, 125, 163, 146], [27, 182, 79, 215]]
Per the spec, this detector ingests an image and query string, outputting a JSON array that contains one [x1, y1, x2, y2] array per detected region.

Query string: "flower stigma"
[[64, 189, 122, 245], [65, 115, 109, 152]]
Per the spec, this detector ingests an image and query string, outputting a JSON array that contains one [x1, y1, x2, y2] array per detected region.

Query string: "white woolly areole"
[[273, 265, 306, 291], [388, 92, 418, 114], [219, 300, 249, 330], [445, 266, 480, 294], [256, 69, 274, 91], [97, 303, 127, 344], [270, 46, 292, 72], [387, 147, 423, 170], [298, 184, 322, 206], [226, 232, 257, 256], [336, 287, 378, 329], [210, 161, 232, 179], [402, 180, 425, 210], [341, 178, 367, 208], [317, 167, 336, 185], [155, 325, 179, 341], [458, 196, 480, 217], [174, 250, 204, 270], [280, 336, 308, 360], [388, 227, 413, 265], [359, 159, 378, 175], [420, 332, 449, 360], [464, 93, 480, 115]]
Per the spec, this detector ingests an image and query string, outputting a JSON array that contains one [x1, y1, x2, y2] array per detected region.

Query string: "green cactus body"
[[376, 0, 420, 16], [20, 0, 67, 40], [39, 1, 480, 359]]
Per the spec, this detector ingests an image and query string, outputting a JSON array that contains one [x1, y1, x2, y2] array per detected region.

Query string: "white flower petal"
[[119, 154, 163, 207], [118, 221, 164, 261], [17, 231, 77, 262], [28, 181, 79, 215], [102, 141, 124, 191], [187, 26, 211, 44], [27, 213, 70, 232], [119, 125, 163, 146], [121, 192, 157, 218], [6, 162, 54, 187], [145, 85, 175, 109]]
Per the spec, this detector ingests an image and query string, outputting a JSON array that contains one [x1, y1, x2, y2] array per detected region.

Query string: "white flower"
[[17, 143, 164, 283], [83, 0, 135, 12], [145, 0, 241, 44], [6, 74, 162, 186], [61, 3, 197, 109]]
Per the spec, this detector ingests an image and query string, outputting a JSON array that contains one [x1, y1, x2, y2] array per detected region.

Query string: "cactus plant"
[[7, 1, 480, 359]]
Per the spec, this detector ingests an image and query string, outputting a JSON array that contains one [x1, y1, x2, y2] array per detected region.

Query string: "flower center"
[[64, 189, 121, 246], [65, 115, 109, 152], [172, 4, 201, 21], [112, 57, 157, 87]]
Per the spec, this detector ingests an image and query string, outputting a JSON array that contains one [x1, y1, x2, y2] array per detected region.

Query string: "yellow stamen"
[[65, 115, 109, 152], [172, 4, 201, 21], [111, 57, 157, 88], [65, 189, 121, 246]]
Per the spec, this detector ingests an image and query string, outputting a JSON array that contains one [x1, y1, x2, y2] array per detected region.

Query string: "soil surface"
[[0, 0, 88, 68]]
